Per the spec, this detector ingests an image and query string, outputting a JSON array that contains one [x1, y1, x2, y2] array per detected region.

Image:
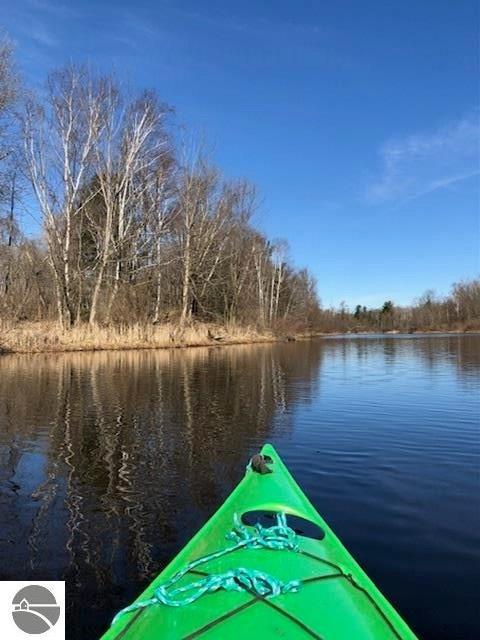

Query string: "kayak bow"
[[101, 444, 418, 639]]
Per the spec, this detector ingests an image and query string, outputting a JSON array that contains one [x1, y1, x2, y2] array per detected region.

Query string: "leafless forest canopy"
[[0, 41, 478, 337]]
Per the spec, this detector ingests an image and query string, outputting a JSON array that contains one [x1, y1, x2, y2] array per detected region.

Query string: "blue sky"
[[3, 0, 479, 308]]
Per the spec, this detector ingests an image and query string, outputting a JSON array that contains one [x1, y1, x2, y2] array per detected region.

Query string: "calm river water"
[[0, 335, 478, 639]]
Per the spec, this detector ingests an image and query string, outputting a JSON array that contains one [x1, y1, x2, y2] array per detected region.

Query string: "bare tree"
[[0, 39, 24, 315], [175, 156, 236, 326], [1, 169, 18, 297], [22, 66, 110, 327], [13, 60, 322, 332], [252, 235, 271, 326], [0, 38, 18, 189], [268, 240, 287, 324], [90, 91, 170, 324], [143, 153, 176, 323]]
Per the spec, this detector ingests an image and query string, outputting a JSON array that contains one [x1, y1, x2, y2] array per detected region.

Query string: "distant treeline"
[[0, 42, 317, 329], [0, 40, 478, 336], [317, 279, 480, 333]]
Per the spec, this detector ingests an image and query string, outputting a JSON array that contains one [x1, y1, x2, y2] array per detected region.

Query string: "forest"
[[319, 281, 480, 334], [0, 43, 318, 332], [0, 40, 478, 352]]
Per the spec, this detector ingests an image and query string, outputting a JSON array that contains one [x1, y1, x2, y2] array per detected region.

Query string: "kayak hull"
[[101, 444, 418, 639]]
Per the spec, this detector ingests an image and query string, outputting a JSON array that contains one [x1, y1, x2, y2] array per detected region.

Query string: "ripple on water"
[[0, 336, 478, 639]]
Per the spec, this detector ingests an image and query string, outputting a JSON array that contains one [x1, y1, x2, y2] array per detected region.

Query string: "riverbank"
[[328, 326, 479, 336], [0, 321, 476, 355], [0, 321, 295, 355]]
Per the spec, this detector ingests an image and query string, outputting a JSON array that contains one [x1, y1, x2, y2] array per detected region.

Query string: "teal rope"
[[227, 512, 299, 551], [112, 512, 300, 625]]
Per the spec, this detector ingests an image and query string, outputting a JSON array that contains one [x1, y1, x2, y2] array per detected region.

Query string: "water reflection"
[[0, 343, 323, 634], [322, 333, 480, 380], [0, 336, 478, 639]]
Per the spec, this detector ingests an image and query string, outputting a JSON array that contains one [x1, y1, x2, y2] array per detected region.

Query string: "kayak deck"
[[101, 444, 418, 639]]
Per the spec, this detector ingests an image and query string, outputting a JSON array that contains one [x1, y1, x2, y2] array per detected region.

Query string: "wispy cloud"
[[172, 8, 328, 38], [29, 24, 58, 48], [25, 0, 82, 19], [366, 114, 480, 204]]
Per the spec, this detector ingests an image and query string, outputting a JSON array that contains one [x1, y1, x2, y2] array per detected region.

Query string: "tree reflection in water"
[[0, 335, 477, 639], [0, 342, 321, 635]]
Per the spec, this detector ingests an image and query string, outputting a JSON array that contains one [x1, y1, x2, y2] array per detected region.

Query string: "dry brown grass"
[[0, 321, 278, 354]]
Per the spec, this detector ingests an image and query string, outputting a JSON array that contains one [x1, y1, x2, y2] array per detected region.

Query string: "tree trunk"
[[3, 175, 15, 297], [180, 228, 191, 325]]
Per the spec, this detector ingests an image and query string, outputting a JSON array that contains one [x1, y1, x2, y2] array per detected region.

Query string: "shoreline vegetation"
[[0, 320, 478, 355], [0, 45, 478, 355], [0, 321, 280, 355]]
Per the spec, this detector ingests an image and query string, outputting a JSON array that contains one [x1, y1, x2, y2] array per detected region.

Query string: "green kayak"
[[101, 444, 418, 639]]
